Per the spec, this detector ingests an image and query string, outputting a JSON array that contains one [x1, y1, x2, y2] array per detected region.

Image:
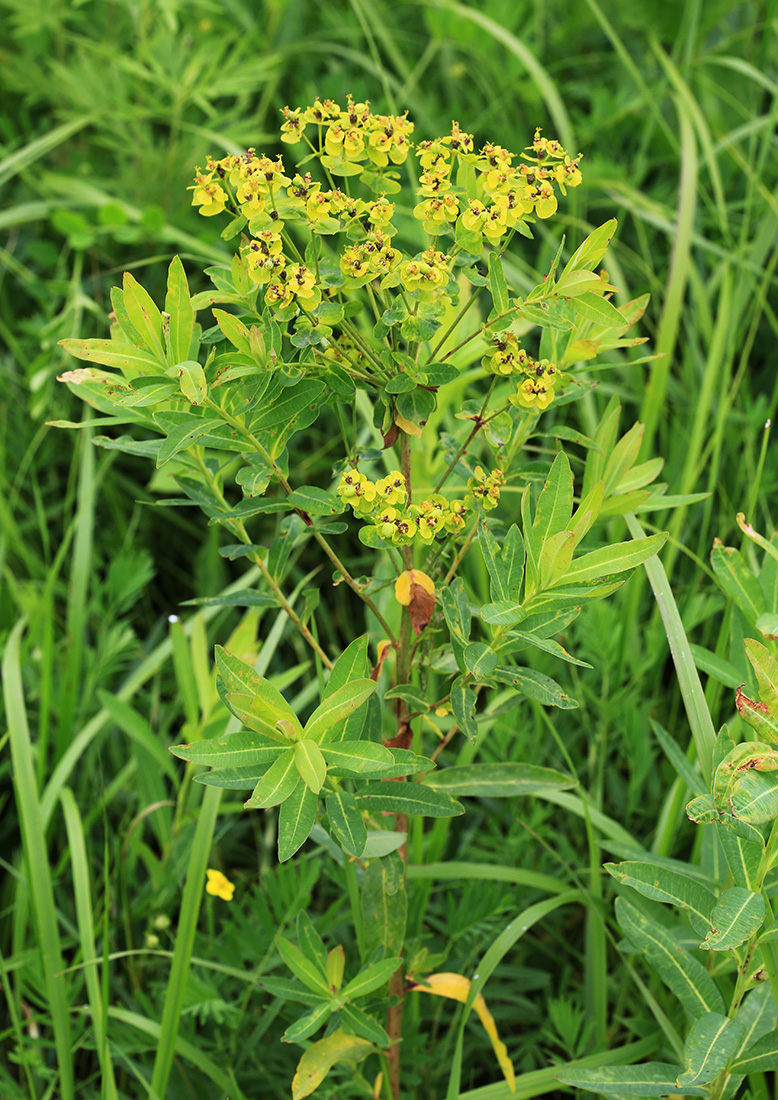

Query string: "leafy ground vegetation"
[[2, 2, 778, 1098]]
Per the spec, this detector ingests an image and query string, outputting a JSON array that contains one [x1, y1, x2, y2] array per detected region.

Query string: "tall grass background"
[[2, 1, 777, 1096]]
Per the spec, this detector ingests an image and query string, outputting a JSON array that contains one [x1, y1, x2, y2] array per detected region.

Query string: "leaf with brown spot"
[[408, 582, 435, 635]]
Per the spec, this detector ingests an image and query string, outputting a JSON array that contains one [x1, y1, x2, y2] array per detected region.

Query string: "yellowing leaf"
[[395, 570, 435, 605], [291, 1028, 373, 1099], [394, 412, 422, 437], [409, 972, 515, 1093]]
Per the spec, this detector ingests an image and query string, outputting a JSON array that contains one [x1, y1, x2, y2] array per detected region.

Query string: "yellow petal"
[[205, 868, 235, 901], [409, 972, 515, 1093], [394, 569, 435, 606]]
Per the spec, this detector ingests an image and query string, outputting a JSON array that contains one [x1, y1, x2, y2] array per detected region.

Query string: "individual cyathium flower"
[[414, 194, 460, 231], [400, 248, 451, 297], [466, 466, 505, 511], [337, 469, 377, 515], [375, 471, 408, 507], [280, 105, 306, 144], [510, 376, 555, 410], [481, 332, 529, 376], [190, 169, 228, 217]]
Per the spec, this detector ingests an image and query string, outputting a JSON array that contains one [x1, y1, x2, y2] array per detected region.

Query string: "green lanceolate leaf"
[[384, 683, 430, 711], [529, 451, 574, 565], [245, 748, 299, 809], [711, 540, 764, 625], [342, 957, 401, 1001], [170, 730, 284, 767], [677, 1012, 745, 1087], [250, 379, 326, 431], [224, 692, 295, 742], [736, 686, 778, 743], [463, 642, 498, 679], [326, 790, 368, 857], [700, 887, 765, 951], [479, 519, 509, 602], [291, 1029, 373, 1100], [361, 851, 406, 957], [558, 531, 668, 585], [493, 666, 578, 709], [558, 219, 617, 280], [282, 1001, 332, 1044], [278, 780, 318, 862], [734, 984, 778, 1058], [425, 762, 574, 798], [506, 631, 592, 668], [732, 1030, 778, 1073], [557, 1062, 707, 1096], [123, 271, 166, 363], [479, 601, 526, 626], [320, 741, 395, 775], [439, 577, 472, 643], [194, 765, 272, 789], [488, 251, 510, 313], [323, 637, 369, 698], [294, 740, 327, 794], [569, 289, 626, 327], [605, 862, 715, 933], [450, 675, 478, 742], [59, 338, 163, 373], [338, 1003, 389, 1046], [216, 646, 301, 733], [357, 782, 464, 818], [538, 529, 575, 589], [745, 638, 778, 715], [731, 769, 778, 824], [345, 747, 432, 780], [286, 486, 343, 516], [165, 256, 195, 364], [566, 480, 604, 547], [275, 935, 330, 996], [296, 912, 328, 976], [717, 826, 763, 890], [304, 679, 377, 743], [615, 898, 724, 1018]]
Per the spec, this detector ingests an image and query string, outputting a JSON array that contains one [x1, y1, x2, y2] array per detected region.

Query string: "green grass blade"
[[625, 514, 715, 782], [3, 620, 74, 1100], [59, 788, 118, 1100], [149, 784, 222, 1099]]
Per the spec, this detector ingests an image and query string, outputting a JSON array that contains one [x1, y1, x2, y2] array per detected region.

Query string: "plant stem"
[[433, 377, 496, 493]]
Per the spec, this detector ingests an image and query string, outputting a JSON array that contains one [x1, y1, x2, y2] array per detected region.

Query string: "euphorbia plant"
[[57, 96, 672, 1098]]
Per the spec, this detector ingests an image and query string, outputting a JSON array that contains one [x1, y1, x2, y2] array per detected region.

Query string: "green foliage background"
[[2, 1, 777, 1097]]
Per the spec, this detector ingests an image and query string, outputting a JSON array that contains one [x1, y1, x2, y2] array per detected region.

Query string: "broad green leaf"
[[615, 898, 724, 1018], [278, 780, 318, 862], [463, 642, 498, 679], [304, 679, 377, 743], [194, 764, 272, 789], [479, 519, 509, 602], [559, 532, 667, 585], [538, 529, 575, 589], [291, 1028, 373, 1100], [216, 646, 300, 732], [711, 540, 764, 625], [165, 256, 195, 364], [569, 289, 626, 327], [362, 830, 407, 858], [59, 338, 163, 374], [677, 1012, 744, 1086], [123, 271, 166, 362], [250, 379, 325, 431], [170, 730, 284, 766], [213, 308, 251, 355], [295, 740, 327, 794], [480, 601, 526, 626], [700, 887, 765, 951], [286, 486, 343, 516], [530, 452, 574, 565], [733, 983, 778, 1058], [745, 638, 778, 715], [557, 1062, 706, 1096], [320, 741, 394, 774], [115, 378, 178, 407], [245, 749, 298, 808], [384, 683, 430, 711], [323, 636, 369, 700], [451, 675, 478, 742], [602, 421, 644, 496], [326, 791, 368, 857], [357, 782, 464, 818], [425, 763, 574, 798], [605, 862, 716, 932], [282, 1001, 332, 1044], [736, 686, 778, 743], [361, 851, 406, 957], [439, 578, 471, 643], [224, 693, 294, 741], [718, 826, 763, 890], [155, 415, 222, 467], [258, 975, 322, 1005], [174, 360, 206, 405], [338, 1003, 389, 1046], [616, 456, 664, 493], [558, 220, 617, 280], [296, 912, 328, 976], [341, 747, 432, 780], [275, 935, 330, 996], [582, 396, 621, 498], [732, 1030, 778, 1073], [493, 666, 578, 709], [499, 524, 524, 600], [488, 251, 510, 313], [342, 957, 401, 1000], [395, 385, 436, 425], [731, 769, 778, 824]]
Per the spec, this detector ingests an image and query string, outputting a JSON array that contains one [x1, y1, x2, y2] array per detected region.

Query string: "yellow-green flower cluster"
[[280, 95, 415, 167], [412, 124, 582, 244], [337, 470, 467, 545], [465, 466, 505, 511], [480, 331, 558, 409]]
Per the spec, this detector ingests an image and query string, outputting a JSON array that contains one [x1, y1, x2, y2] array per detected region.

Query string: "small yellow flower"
[[206, 869, 235, 901]]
